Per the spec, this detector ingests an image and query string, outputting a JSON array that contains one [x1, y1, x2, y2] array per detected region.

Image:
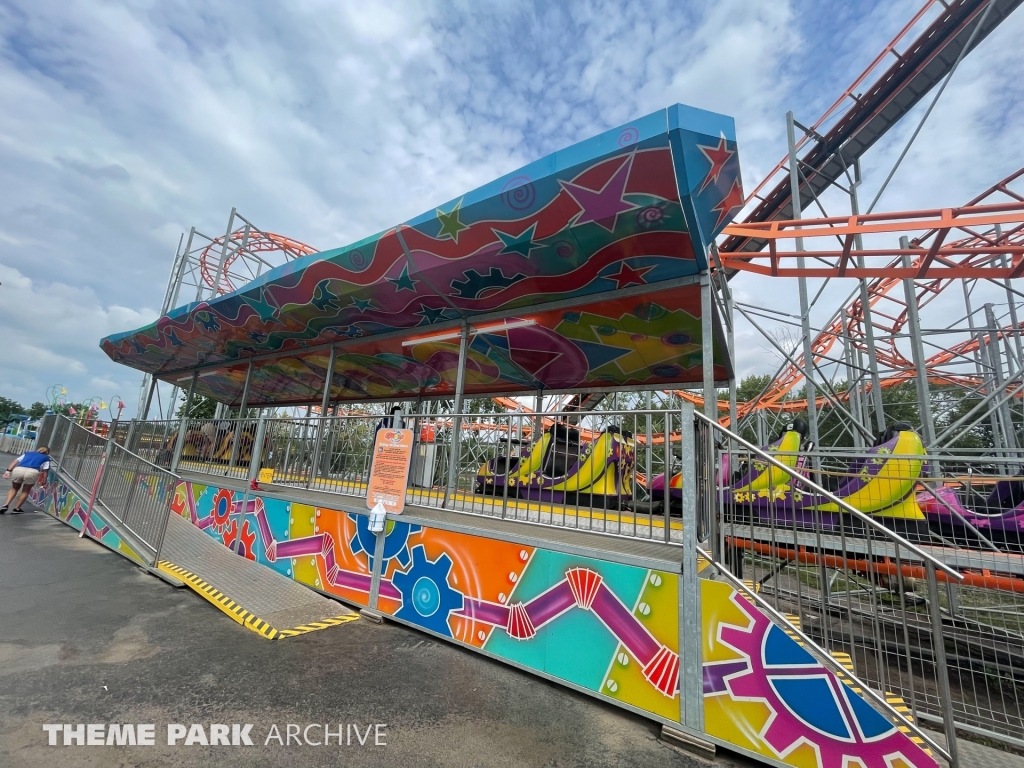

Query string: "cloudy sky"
[[1, 0, 1022, 415]]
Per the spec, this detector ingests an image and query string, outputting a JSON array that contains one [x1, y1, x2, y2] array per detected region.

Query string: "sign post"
[[366, 428, 414, 515]]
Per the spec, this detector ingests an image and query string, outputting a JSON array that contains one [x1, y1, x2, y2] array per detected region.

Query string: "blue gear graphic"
[[348, 513, 419, 571], [391, 545, 464, 637]]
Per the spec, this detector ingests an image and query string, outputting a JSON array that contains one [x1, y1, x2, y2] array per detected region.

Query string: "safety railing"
[[170, 417, 257, 479], [48, 415, 72, 464], [697, 544, 952, 762], [34, 413, 57, 451], [125, 419, 181, 469], [50, 417, 179, 567], [700, 413, 967, 763], [144, 406, 972, 758], [788, 445, 1024, 748], [157, 409, 684, 543], [93, 439, 178, 564], [260, 415, 380, 496], [60, 420, 110, 489]]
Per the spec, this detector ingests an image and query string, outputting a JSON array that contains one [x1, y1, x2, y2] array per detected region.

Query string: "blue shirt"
[[15, 451, 51, 471]]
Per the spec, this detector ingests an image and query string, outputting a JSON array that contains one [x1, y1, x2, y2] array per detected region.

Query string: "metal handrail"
[[697, 411, 963, 580], [698, 545, 951, 762]]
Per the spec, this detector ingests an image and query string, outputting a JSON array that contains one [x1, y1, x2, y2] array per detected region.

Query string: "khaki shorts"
[[11, 467, 40, 486]]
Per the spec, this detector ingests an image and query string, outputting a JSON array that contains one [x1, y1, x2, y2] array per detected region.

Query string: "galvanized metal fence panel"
[[60, 422, 109, 489], [126, 419, 180, 469], [94, 440, 178, 563], [49, 417, 179, 566]]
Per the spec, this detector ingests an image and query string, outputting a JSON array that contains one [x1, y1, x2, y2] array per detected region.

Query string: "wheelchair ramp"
[[159, 512, 357, 639]]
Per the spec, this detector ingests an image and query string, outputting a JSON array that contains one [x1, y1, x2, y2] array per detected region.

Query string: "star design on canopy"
[[608, 262, 654, 289], [697, 135, 734, 192], [387, 265, 419, 293], [242, 293, 279, 323], [414, 303, 448, 324], [166, 329, 184, 347], [711, 179, 745, 229], [352, 296, 374, 312], [436, 200, 470, 242], [493, 222, 541, 257], [560, 156, 638, 232]]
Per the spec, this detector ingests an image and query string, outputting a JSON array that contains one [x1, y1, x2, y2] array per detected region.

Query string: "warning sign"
[[366, 428, 414, 514]]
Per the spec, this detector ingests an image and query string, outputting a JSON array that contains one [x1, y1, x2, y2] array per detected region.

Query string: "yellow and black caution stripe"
[[830, 651, 930, 755], [156, 561, 358, 641], [277, 616, 359, 638]]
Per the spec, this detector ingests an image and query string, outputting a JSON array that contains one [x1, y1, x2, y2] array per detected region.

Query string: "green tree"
[[177, 394, 217, 419], [735, 374, 773, 403], [27, 401, 48, 419], [0, 396, 25, 425]]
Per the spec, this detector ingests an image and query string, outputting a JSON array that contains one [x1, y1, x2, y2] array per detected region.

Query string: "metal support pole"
[[443, 323, 469, 508], [901, 239, 935, 450], [926, 562, 959, 768], [307, 346, 338, 487], [678, 400, 702, 731], [534, 390, 543, 440], [182, 371, 198, 419], [645, 391, 653, 511], [724, 281, 738, 433], [700, 272, 716, 421], [787, 112, 820, 452], [985, 303, 1019, 454], [840, 313, 864, 448], [141, 376, 158, 422], [173, 227, 196, 308], [227, 359, 254, 474], [211, 208, 237, 299], [247, 413, 268, 484], [850, 159, 886, 434], [170, 372, 198, 474]]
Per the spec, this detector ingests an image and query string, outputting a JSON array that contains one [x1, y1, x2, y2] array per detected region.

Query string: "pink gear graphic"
[[716, 592, 936, 768]]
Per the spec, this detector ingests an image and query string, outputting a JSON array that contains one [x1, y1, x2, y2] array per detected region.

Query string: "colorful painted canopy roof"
[[102, 103, 742, 404]]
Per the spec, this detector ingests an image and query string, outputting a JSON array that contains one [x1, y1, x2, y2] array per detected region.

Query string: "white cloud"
[[0, 262, 157, 407], [0, 0, 1020, 415]]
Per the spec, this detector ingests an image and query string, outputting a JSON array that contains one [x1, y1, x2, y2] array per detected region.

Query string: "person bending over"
[[2, 447, 51, 513]]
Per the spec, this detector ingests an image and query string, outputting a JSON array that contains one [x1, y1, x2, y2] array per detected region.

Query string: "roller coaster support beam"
[[211, 208, 236, 299], [787, 112, 820, 454], [985, 303, 1020, 460], [719, 203, 1024, 278], [734, 303, 874, 443], [851, 160, 886, 433], [901, 238, 936, 451], [443, 322, 469, 509], [840, 313, 865, 448]]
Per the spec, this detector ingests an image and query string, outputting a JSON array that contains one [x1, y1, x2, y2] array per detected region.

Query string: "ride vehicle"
[[476, 421, 636, 508], [631, 419, 932, 541], [917, 477, 1024, 552]]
